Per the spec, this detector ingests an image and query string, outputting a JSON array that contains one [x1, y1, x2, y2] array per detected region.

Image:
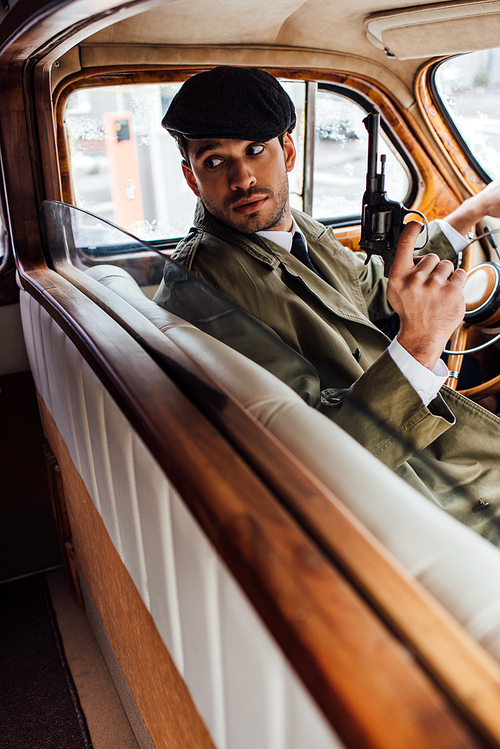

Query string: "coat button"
[[472, 500, 491, 513]]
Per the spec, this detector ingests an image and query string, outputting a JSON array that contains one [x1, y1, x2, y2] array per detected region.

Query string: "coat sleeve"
[[416, 219, 458, 262], [326, 220, 459, 466], [319, 349, 455, 470]]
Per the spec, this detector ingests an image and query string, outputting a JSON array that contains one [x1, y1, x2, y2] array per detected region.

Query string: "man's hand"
[[445, 178, 500, 236], [387, 221, 467, 370]]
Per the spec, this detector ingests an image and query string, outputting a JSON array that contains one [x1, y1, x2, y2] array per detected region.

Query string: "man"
[[154, 66, 500, 543]]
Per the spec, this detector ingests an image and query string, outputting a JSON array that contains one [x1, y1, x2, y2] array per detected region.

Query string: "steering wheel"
[[444, 226, 500, 400]]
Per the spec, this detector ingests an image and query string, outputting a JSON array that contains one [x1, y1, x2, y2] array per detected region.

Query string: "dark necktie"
[[291, 232, 321, 277]]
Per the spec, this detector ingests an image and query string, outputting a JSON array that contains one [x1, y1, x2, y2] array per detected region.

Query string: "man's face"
[[182, 133, 296, 234]]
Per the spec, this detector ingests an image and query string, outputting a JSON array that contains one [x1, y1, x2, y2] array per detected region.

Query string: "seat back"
[[20, 279, 345, 749], [86, 264, 500, 665], [18, 259, 500, 749]]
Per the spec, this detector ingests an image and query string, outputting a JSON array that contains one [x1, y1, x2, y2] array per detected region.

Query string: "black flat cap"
[[162, 66, 296, 141]]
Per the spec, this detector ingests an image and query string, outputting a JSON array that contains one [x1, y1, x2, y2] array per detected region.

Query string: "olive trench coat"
[[154, 202, 500, 545]]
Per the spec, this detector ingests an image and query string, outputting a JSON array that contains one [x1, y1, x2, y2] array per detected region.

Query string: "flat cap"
[[162, 66, 296, 141]]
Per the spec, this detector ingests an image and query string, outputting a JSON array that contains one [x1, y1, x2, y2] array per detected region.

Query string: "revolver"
[[359, 112, 428, 276]]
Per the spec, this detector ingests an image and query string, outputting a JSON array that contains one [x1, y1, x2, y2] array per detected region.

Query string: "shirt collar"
[[256, 219, 305, 253]]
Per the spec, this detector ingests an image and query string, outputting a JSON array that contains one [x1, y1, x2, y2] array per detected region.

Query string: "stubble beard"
[[200, 171, 291, 234]]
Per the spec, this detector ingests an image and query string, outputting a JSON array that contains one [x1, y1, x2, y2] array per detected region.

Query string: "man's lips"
[[232, 196, 268, 214]]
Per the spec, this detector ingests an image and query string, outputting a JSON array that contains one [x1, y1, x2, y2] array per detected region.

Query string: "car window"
[[312, 88, 410, 222], [63, 79, 411, 248], [64, 80, 306, 245], [433, 49, 500, 181], [65, 83, 194, 242]]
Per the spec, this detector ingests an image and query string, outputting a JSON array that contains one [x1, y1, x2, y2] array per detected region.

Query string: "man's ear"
[[181, 160, 200, 197], [282, 132, 296, 173]]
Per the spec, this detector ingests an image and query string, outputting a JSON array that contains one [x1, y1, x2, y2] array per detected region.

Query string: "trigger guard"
[[403, 210, 429, 248]]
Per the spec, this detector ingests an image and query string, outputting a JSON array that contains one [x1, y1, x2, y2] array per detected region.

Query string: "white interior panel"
[[19, 288, 343, 749], [82, 379, 123, 557], [103, 402, 149, 601], [18, 294, 38, 379], [221, 567, 288, 749], [29, 296, 53, 413], [132, 452, 184, 671], [170, 492, 226, 742], [66, 348, 101, 514]]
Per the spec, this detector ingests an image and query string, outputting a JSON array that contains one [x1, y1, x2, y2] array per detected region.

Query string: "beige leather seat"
[[85, 263, 500, 663], [21, 283, 343, 749]]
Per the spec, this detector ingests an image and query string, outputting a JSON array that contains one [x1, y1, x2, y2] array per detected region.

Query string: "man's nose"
[[228, 159, 256, 191]]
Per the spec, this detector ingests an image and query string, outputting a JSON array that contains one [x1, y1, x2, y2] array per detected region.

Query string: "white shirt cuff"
[[388, 338, 449, 406], [436, 219, 469, 254]]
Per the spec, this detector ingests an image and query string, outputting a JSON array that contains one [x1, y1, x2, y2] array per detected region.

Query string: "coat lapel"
[[194, 201, 385, 334]]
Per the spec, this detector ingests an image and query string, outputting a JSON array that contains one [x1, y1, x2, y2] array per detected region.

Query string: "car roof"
[[68, 0, 499, 95]]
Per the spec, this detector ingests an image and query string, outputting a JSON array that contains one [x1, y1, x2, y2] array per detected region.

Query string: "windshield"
[[433, 49, 500, 181]]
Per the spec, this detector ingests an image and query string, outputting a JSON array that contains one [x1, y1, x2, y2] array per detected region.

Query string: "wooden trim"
[[55, 258, 500, 748], [22, 267, 490, 748], [40, 399, 217, 749], [415, 60, 488, 197], [460, 374, 500, 401], [0, 57, 44, 272], [34, 58, 64, 205], [43, 439, 85, 607]]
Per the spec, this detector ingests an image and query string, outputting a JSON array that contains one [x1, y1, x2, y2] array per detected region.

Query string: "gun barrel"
[[363, 112, 379, 178]]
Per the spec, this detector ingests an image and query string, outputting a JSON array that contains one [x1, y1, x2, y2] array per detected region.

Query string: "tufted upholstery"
[[86, 264, 500, 663], [20, 288, 344, 749]]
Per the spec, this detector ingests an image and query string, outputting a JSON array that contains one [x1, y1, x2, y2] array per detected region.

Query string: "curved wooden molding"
[[47, 257, 500, 748], [415, 60, 488, 196], [21, 265, 494, 748]]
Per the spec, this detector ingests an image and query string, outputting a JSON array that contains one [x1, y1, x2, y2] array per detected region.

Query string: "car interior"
[[3, 1, 500, 748]]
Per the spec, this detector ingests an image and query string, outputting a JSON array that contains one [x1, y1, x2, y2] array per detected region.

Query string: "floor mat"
[[0, 573, 93, 749]]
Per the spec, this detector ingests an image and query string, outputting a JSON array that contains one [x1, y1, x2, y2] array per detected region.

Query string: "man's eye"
[[205, 157, 224, 169], [248, 144, 265, 156]]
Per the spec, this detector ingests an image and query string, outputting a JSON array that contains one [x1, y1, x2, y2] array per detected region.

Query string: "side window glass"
[[63, 79, 410, 244], [433, 49, 500, 180], [312, 89, 410, 222], [64, 80, 306, 245], [65, 83, 195, 243]]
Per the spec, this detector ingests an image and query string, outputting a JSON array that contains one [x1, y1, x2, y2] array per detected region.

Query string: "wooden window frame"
[[52, 64, 462, 252]]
